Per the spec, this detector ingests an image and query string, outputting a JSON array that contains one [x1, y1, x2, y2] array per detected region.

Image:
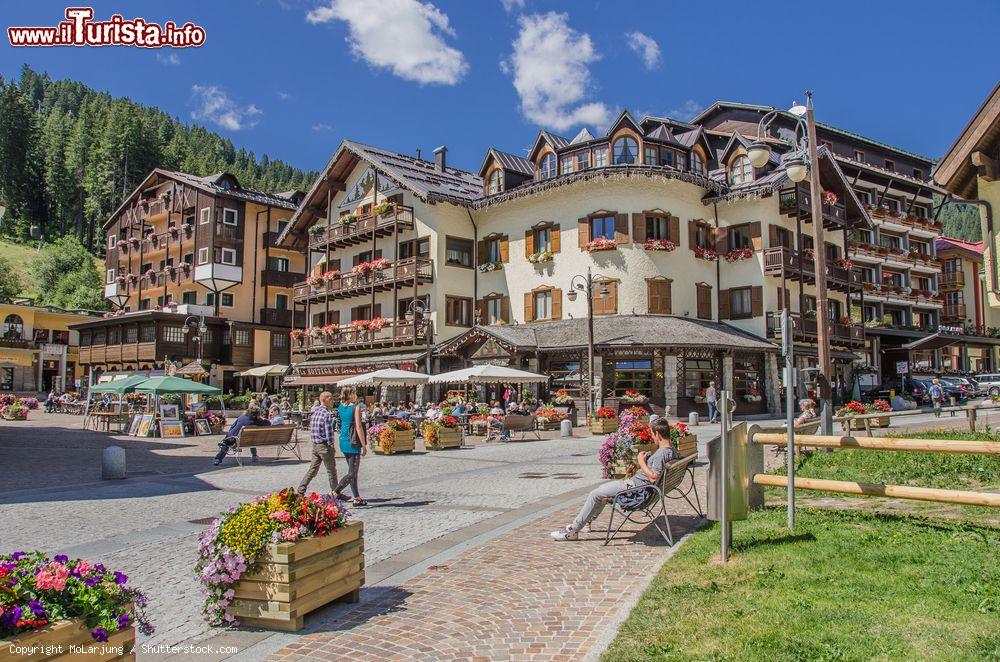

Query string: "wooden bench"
[[235, 425, 299, 465], [499, 413, 541, 441]]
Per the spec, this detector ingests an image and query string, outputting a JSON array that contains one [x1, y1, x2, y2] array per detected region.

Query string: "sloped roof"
[[479, 147, 534, 177], [933, 82, 1000, 197], [674, 127, 706, 148], [570, 127, 595, 144], [644, 124, 684, 147], [936, 236, 983, 259]]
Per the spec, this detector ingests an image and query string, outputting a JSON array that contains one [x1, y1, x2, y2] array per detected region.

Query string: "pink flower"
[[280, 527, 300, 542], [74, 560, 92, 575], [268, 510, 292, 523], [35, 563, 69, 591]]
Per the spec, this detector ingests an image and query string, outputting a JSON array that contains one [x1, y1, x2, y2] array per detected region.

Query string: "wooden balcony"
[[0, 335, 31, 349], [778, 187, 847, 227], [292, 319, 432, 355], [762, 247, 860, 292], [765, 312, 864, 348], [260, 268, 304, 288], [293, 257, 433, 303], [309, 205, 415, 250], [259, 308, 306, 327], [942, 303, 967, 320], [940, 271, 965, 289]]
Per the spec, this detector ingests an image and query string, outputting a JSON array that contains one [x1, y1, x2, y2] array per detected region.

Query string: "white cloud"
[[503, 12, 610, 132], [190, 85, 262, 131], [306, 0, 468, 85], [667, 99, 704, 121], [156, 52, 180, 65], [276, 91, 291, 101], [312, 122, 333, 132], [625, 31, 660, 69], [500, 0, 525, 13]]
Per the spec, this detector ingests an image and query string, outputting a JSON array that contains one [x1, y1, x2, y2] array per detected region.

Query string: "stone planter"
[[425, 426, 462, 450], [228, 520, 365, 632], [589, 418, 618, 435], [0, 618, 135, 660], [373, 429, 415, 455]]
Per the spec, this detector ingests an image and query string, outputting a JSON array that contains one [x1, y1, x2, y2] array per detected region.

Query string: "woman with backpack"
[[333, 387, 368, 506]]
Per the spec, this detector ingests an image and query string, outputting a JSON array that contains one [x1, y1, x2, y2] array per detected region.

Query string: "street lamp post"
[[181, 314, 208, 364], [747, 92, 834, 434], [567, 268, 610, 420]]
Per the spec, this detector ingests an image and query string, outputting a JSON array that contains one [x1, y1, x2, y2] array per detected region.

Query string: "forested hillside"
[[0, 65, 317, 251], [937, 196, 983, 242]]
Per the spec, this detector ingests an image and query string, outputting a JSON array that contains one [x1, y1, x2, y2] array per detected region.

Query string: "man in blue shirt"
[[212, 405, 271, 465]]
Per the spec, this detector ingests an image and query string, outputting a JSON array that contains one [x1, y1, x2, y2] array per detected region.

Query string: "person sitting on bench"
[[212, 405, 272, 465], [550, 417, 677, 540]]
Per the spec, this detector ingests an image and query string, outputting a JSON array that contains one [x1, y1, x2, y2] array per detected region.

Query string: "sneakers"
[[580, 523, 592, 534], [550, 526, 579, 541], [212, 459, 222, 466]]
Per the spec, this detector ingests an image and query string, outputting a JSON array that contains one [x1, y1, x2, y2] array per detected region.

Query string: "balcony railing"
[[260, 308, 306, 327], [292, 318, 431, 354], [861, 281, 943, 304], [0, 335, 31, 349], [308, 205, 415, 250], [765, 311, 863, 348], [762, 247, 860, 291], [293, 257, 434, 302], [260, 268, 304, 288], [863, 205, 943, 233], [942, 303, 967, 320], [941, 271, 965, 288], [778, 187, 847, 226]]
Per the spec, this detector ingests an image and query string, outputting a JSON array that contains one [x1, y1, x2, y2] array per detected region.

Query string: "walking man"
[[706, 380, 719, 423], [929, 378, 945, 417], [297, 391, 339, 494]]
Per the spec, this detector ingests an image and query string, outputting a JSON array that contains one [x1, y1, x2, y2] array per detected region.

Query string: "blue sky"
[[2, 0, 998, 175]]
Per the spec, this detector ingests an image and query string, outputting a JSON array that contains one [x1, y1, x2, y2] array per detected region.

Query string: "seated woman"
[[794, 398, 817, 426]]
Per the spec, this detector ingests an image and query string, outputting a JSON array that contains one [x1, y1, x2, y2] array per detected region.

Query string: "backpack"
[[615, 486, 654, 510]]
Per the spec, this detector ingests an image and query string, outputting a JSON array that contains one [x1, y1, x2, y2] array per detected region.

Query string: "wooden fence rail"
[[753, 433, 1000, 456], [753, 474, 1000, 508]]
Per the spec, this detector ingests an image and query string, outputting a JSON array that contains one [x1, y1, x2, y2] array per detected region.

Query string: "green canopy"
[[133, 375, 221, 395], [89, 374, 149, 395]]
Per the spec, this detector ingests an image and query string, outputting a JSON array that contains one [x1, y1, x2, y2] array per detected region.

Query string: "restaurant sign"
[[298, 361, 417, 377]]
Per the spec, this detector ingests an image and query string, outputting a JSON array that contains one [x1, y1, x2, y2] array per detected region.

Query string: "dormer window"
[[539, 153, 556, 180], [729, 155, 753, 185], [613, 137, 638, 164], [487, 169, 503, 195], [690, 151, 705, 175]]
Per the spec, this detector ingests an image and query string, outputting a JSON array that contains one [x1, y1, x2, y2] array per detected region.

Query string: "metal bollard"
[[560, 419, 572, 437], [688, 411, 699, 427], [102, 446, 126, 480]]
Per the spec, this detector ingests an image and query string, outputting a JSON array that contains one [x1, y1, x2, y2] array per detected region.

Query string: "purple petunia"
[[28, 600, 46, 618], [54, 554, 68, 563], [10, 551, 25, 560], [113, 571, 128, 585], [91, 627, 109, 642], [1, 606, 22, 628], [117, 613, 131, 628]]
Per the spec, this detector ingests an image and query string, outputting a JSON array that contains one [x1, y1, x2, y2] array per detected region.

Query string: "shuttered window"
[[647, 278, 671, 315], [696, 284, 712, 320], [524, 287, 562, 322], [730, 287, 752, 319], [445, 296, 474, 327], [479, 295, 511, 325], [593, 279, 618, 316]]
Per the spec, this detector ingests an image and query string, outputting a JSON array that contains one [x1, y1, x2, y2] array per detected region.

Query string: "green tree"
[[47, 263, 108, 311], [31, 236, 95, 297], [0, 255, 22, 300]]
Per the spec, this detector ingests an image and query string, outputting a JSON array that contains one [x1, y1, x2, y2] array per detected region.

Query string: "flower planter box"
[[373, 429, 415, 455], [227, 520, 365, 632], [589, 418, 618, 435], [0, 618, 136, 661], [537, 419, 561, 431], [609, 443, 657, 478], [848, 416, 890, 430], [425, 427, 462, 450]]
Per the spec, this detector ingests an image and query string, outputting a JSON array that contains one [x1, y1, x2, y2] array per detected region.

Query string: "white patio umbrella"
[[427, 365, 548, 384], [335, 368, 430, 387]]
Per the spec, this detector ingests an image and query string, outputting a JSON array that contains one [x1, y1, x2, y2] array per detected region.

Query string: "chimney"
[[434, 145, 447, 172], [415, 148, 422, 160]]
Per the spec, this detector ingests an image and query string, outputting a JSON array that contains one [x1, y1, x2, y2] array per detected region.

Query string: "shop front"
[[287, 351, 429, 403]]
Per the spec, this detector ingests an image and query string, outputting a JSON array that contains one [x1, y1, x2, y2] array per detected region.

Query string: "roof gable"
[[478, 147, 534, 177], [605, 109, 643, 137], [527, 130, 571, 162]]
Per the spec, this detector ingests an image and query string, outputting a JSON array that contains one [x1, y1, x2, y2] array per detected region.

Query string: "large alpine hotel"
[[73, 101, 1000, 417]]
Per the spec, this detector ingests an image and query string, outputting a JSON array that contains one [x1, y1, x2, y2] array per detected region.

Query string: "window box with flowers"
[[169, 225, 180, 239], [619, 390, 649, 405], [182, 222, 193, 237], [821, 190, 839, 206], [289, 329, 305, 346], [322, 269, 341, 285], [305, 274, 324, 289], [144, 269, 157, 285], [0, 551, 153, 654], [549, 390, 574, 406], [589, 407, 618, 434], [534, 407, 568, 430], [129, 237, 141, 250], [478, 260, 503, 273], [195, 489, 362, 632], [307, 224, 326, 236], [373, 201, 396, 217], [833, 256, 854, 271], [694, 247, 718, 262], [340, 213, 358, 225], [372, 419, 417, 454], [724, 247, 755, 263], [527, 250, 554, 264], [742, 388, 762, 403], [693, 388, 707, 404], [644, 239, 677, 252], [420, 417, 462, 450], [584, 238, 617, 252]]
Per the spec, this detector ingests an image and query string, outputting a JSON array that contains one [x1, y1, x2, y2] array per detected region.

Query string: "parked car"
[[874, 377, 967, 405], [940, 376, 979, 399], [973, 373, 1000, 396]]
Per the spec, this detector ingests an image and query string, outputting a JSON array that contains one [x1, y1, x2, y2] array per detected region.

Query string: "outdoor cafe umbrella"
[[335, 368, 430, 387], [427, 365, 548, 384], [88, 374, 148, 394], [133, 375, 227, 425]]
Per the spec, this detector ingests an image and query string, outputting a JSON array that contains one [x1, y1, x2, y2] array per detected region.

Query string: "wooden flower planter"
[[228, 520, 365, 632], [609, 443, 657, 478], [373, 429, 415, 455], [848, 416, 889, 430], [589, 418, 618, 435], [537, 419, 562, 431], [0, 618, 136, 661], [425, 427, 462, 450]]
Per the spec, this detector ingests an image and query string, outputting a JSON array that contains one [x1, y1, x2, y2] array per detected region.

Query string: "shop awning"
[[284, 375, 344, 386], [901, 332, 962, 352], [336, 368, 430, 387], [89, 374, 149, 394], [239, 364, 289, 377], [428, 364, 548, 385]]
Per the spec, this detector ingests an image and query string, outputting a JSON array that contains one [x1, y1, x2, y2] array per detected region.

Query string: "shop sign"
[[299, 361, 416, 377]]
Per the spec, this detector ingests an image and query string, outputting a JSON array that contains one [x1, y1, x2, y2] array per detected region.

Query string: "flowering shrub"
[[598, 422, 654, 478], [619, 390, 648, 404], [644, 239, 676, 252], [371, 419, 414, 453], [534, 408, 567, 424], [1, 402, 29, 420], [21, 398, 39, 410], [196, 489, 350, 626], [624, 406, 648, 418], [585, 238, 617, 252], [419, 417, 455, 448], [724, 247, 754, 263], [803, 247, 816, 259], [743, 388, 761, 402], [527, 250, 554, 264], [549, 390, 574, 405], [836, 400, 868, 417], [870, 399, 892, 413], [822, 189, 839, 206], [478, 260, 503, 273], [0, 551, 153, 642], [833, 257, 854, 270], [592, 407, 617, 421], [694, 247, 718, 261]]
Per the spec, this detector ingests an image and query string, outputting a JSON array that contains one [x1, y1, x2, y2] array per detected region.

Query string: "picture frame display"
[[159, 404, 180, 420], [127, 413, 143, 436], [193, 419, 212, 436], [137, 414, 155, 437], [160, 420, 185, 438]]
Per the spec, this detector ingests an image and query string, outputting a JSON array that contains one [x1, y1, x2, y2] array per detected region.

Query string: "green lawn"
[[603, 509, 1000, 661], [0, 238, 37, 296]]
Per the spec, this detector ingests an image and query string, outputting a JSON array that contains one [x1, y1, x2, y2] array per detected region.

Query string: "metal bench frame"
[[604, 453, 699, 546]]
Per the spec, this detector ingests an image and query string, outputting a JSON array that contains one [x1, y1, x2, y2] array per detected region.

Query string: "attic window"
[[539, 153, 556, 181], [487, 170, 503, 195], [729, 155, 753, 185], [613, 137, 638, 164], [690, 151, 704, 175]]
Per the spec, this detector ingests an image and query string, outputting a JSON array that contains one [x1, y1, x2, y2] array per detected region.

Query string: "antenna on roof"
[[416, 148, 422, 160]]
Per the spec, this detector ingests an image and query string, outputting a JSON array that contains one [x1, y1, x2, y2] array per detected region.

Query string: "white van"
[[973, 373, 1000, 396]]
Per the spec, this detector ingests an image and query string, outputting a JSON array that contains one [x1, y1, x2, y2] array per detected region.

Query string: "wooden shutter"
[[631, 213, 646, 243], [717, 288, 730, 320], [551, 223, 561, 253], [668, 215, 680, 245], [614, 213, 629, 244], [777, 287, 790, 309], [714, 226, 729, 254], [500, 296, 511, 323], [749, 222, 762, 251], [551, 288, 563, 319], [688, 220, 697, 250], [524, 292, 535, 322], [478, 239, 488, 263], [500, 235, 509, 262], [578, 217, 590, 248], [697, 285, 712, 320], [594, 280, 617, 315], [524, 229, 535, 258], [647, 279, 670, 314], [751, 286, 763, 317], [769, 224, 778, 248]]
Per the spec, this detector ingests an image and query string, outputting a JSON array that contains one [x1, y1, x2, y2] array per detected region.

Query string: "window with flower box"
[[632, 211, 679, 244], [578, 212, 627, 248], [612, 358, 653, 398], [688, 220, 713, 250], [478, 234, 508, 265], [525, 222, 560, 258]]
